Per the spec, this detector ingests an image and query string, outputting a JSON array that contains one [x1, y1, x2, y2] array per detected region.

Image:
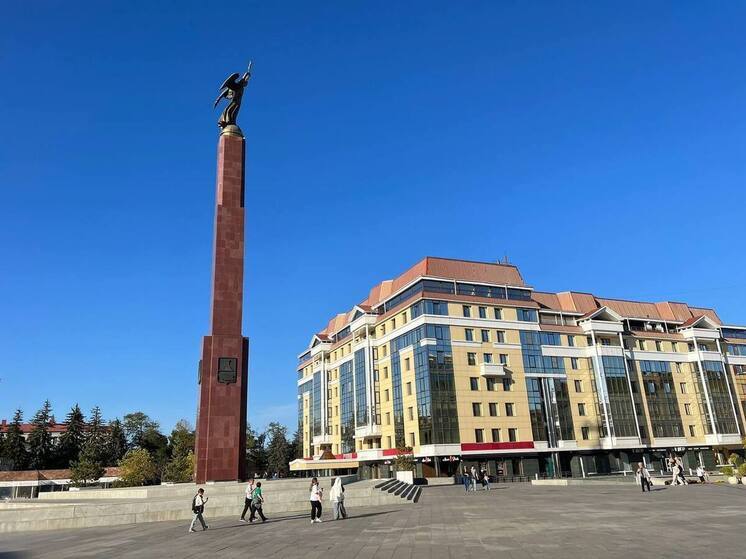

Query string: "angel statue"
[[214, 62, 252, 129]]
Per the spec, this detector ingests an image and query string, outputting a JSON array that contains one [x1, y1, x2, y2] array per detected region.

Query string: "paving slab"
[[1, 483, 745, 558]]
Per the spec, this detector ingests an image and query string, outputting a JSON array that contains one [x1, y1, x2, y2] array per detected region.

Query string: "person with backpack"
[[329, 477, 347, 520], [309, 477, 323, 523], [249, 481, 268, 522], [239, 477, 256, 523], [189, 488, 209, 533]]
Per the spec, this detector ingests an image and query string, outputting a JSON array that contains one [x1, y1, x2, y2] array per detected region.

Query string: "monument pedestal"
[[194, 129, 249, 484]]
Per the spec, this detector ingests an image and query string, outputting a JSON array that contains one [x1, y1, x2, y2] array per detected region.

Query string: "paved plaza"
[[2, 483, 744, 558]]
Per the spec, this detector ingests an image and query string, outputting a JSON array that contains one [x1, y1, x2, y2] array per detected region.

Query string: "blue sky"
[[2, 2, 745, 433]]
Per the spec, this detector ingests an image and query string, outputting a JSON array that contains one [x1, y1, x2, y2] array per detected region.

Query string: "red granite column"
[[194, 126, 249, 483]]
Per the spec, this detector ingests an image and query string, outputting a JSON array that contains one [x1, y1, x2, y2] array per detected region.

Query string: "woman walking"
[[330, 477, 347, 520], [309, 477, 323, 523], [635, 462, 652, 493], [250, 481, 267, 522]]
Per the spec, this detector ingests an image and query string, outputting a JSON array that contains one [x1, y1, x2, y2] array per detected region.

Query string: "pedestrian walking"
[[309, 477, 323, 523], [636, 462, 652, 492], [189, 488, 209, 533], [462, 469, 471, 493], [250, 481, 267, 522], [481, 468, 491, 491], [696, 465, 706, 483], [470, 466, 478, 491], [675, 458, 688, 485], [239, 477, 256, 522], [330, 477, 347, 520]]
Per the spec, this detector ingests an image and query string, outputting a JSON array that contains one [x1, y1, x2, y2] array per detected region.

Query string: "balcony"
[[355, 424, 381, 439], [480, 363, 508, 377]]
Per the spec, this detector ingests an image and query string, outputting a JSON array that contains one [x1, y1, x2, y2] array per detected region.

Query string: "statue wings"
[[214, 72, 241, 107]]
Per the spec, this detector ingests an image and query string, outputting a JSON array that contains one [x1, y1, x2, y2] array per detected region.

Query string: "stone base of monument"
[[0, 477, 414, 533]]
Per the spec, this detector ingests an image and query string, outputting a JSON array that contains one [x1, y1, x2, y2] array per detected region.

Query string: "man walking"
[[189, 488, 209, 533], [240, 477, 256, 522], [636, 462, 652, 492], [470, 466, 478, 491]]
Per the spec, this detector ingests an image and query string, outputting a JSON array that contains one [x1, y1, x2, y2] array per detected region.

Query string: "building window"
[[601, 337, 611, 346], [409, 433, 415, 446], [465, 328, 474, 341], [574, 379, 582, 392], [675, 362, 682, 373], [517, 309, 537, 322], [383, 366, 389, 379], [408, 407, 414, 420], [467, 352, 477, 366], [568, 335, 575, 347], [481, 329, 490, 342], [499, 353, 508, 365], [505, 403, 515, 416], [406, 381, 412, 395], [385, 389, 390, 401], [494, 308, 502, 320], [672, 342, 678, 352], [679, 382, 687, 394], [587, 336, 593, 346], [491, 428, 501, 442], [684, 403, 691, 415], [581, 426, 589, 440], [571, 357, 578, 370], [472, 403, 482, 417], [508, 428, 517, 442], [655, 341, 662, 352], [463, 305, 471, 318], [404, 358, 411, 371], [638, 339, 645, 350], [475, 429, 484, 443], [486, 378, 496, 391], [470, 377, 479, 391], [495, 330, 505, 343], [483, 353, 493, 364], [502, 378, 512, 391], [387, 436, 392, 448], [578, 403, 586, 416], [386, 412, 391, 425], [489, 402, 498, 417], [689, 425, 696, 437], [478, 306, 487, 319]]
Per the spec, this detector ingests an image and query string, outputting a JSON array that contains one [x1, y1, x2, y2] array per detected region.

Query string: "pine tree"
[[1, 409, 28, 470], [84, 406, 107, 464], [106, 419, 128, 466], [245, 424, 267, 476], [55, 404, 86, 468], [265, 422, 291, 476], [163, 420, 195, 482], [69, 446, 105, 487], [27, 400, 54, 470]]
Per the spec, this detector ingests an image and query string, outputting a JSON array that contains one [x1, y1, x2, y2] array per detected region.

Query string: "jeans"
[[640, 477, 651, 492], [241, 498, 253, 520], [333, 501, 347, 520], [251, 504, 267, 521], [310, 500, 322, 520], [190, 512, 207, 531]]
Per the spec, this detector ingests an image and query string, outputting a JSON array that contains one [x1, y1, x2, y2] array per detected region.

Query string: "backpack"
[[191, 495, 198, 513]]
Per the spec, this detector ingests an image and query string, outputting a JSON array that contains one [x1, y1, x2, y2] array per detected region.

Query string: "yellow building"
[[290, 257, 746, 478]]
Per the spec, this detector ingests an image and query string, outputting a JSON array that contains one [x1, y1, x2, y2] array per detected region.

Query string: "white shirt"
[[245, 482, 255, 499], [195, 495, 205, 507], [310, 485, 322, 502]]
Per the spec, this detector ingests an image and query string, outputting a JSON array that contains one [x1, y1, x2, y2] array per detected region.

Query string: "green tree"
[[140, 428, 169, 477], [163, 450, 195, 483], [162, 420, 195, 483], [1, 409, 28, 470], [27, 400, 54, 470], [69, 446, 105, 487], [122, 412, 159, 448], [106, 419, 128, 466], [265, 422, 292, 476], [84, 406, 108, 464], [245, 424, 267, 476], [55, 404, 86, 468], [118, 448, 157, 486]]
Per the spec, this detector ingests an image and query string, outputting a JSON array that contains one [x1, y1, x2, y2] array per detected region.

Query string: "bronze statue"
[[214, 61, 252, 129]]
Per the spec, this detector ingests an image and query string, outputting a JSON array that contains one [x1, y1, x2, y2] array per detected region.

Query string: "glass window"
[[499, 353, 508, 365], [483, 353, 493, 364], [578, 403, 586, 416], [491, 428, 500, 442], [465, 329, 474, 341], [472, 402, 481, 417], [689, 425, 696, 436], [489, 402, 498, 416], [680, 382, 687, 394], [505, 403, 515, 416], [494, 308, 503, 320], [478, 306, 487, 319], [462, 305, 471, 318], [574, 380, 582, 392], [481, 329, 490, 342], [655, 341, 662, 352], [495, 330, 505, 343], [571, 357, 578, 370], [567, 335, 575, 347], [508, 428, 518, 442], [467, 352, 477, 366], [581, 426, 589, 440], [470, 377, 479, 390], [475, 429, 484, 443], [408, 407, 414, 420], [684, 403, 691, 415], [486, 378, 496, 391], [638, 339, 645, 350], [502, 378, 512, 391], [406, 381, 412, 395], [405, 358, 411, 371], [517, 309, 538, 322]]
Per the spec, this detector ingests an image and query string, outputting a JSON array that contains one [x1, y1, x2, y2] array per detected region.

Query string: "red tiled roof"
[[0, 467, 121, 482]]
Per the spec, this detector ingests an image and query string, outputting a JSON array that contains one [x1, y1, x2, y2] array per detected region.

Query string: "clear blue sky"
[[2, 2, 745, 434]]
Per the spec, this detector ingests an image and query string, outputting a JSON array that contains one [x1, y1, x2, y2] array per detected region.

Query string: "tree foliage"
[[56, 404, 85, 468], [265, 422, 292, 476], [122, 412, 159, 448], [246, 425, 267, 475], [27, 400, 54, 470], [106, 419, 128, 466], [70, 446, 105, 487], [1, 409, 28, 470], [393, 444, 414, 472], [162, 420, 194, 482], [118, 448, 157, 486]]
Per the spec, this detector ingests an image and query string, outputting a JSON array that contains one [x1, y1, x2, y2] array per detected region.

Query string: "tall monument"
[[194, 64, 252, 483]]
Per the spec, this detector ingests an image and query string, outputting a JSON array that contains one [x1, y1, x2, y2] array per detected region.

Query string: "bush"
[[722, 466, 734, 477], [118, 449, 157, 487], [727, 454, 744, 467]]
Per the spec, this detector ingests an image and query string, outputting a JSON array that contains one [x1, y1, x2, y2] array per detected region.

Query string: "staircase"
[[375, 479, 422, 503]]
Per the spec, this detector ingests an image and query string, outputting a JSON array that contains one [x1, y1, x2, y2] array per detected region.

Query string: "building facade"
[[290, 257, 746, 478]]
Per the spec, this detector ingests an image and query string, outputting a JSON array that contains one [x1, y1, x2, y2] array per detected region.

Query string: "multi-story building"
[[289, 257, 746, 479]]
